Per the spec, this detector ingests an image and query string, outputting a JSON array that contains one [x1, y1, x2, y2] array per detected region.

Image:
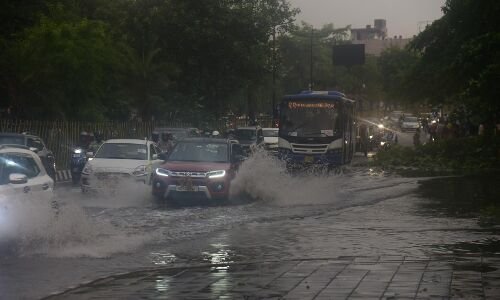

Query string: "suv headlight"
[[133, 165, 150, 177], [207, 170, 226, 179], [155, 168, 172, 177], [82, 164, 92, 175]]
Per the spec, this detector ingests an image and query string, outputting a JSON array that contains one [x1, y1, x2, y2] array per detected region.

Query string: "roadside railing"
[[0, 118, 273, 169]]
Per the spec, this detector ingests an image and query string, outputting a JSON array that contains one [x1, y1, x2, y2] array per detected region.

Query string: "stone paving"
[[47, 255, 500, 299]]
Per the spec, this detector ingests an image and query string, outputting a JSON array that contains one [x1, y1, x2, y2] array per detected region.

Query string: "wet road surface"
[[0, 154, 499, 299]]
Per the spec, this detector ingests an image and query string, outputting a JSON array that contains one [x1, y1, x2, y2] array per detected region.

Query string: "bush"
[[374, 135, 500, 173]]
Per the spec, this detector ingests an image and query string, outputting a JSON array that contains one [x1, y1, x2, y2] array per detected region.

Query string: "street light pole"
[[272, 26, 276, 117], [309, 28, 313, 91]]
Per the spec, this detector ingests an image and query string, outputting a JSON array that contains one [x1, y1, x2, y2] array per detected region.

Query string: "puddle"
[[417, 173, 500, 219]]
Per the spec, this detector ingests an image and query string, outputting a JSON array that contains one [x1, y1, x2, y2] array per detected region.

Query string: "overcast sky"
[[287, 0, 446, 37]]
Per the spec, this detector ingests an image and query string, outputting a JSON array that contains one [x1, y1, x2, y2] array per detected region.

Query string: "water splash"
[[0, 181, 156, 258]]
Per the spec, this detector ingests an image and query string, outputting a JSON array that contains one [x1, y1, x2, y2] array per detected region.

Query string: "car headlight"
[[207, 170, 226, 179], [380, 141, 386, 146], [132, 165, 150, 177], [378, 124, 384, 129], [73, 148, 83, 154], [155, 168, 172, 177], [82, 164, 92, 175]]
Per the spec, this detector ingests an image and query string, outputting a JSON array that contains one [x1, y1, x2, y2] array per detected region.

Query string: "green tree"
[[8, 12, 123, 120], [410, 0, 500, 125], [378, 47, 419, 110]]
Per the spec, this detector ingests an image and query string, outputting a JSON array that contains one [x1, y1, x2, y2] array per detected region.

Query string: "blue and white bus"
[[277, 91, 356, 169]]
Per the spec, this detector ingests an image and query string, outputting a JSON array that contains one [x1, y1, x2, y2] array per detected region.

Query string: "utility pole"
[[309, 28, 314, 91], [272, 26, 277, 117]]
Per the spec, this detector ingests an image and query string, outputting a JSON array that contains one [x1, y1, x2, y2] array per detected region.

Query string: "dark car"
[[152, 138, 246, 201], [234, 126, 264, 152], [153, 127, 200, 141], [0, 132, 56, 180]]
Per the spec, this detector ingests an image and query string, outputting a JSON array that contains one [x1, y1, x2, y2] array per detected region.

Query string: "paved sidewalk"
[[47, 255, 500, 299]]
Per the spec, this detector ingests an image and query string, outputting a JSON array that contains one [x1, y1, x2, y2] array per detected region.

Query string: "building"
[[350, 19, 411, 56], [351, 19, 387, 41]]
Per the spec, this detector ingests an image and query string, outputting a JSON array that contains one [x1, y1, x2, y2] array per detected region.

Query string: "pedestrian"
[[413, 129, 421, 147], [478, 123, 485, 135]]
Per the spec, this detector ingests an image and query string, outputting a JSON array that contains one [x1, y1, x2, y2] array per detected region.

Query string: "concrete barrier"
[[55, 170, 72, 182]]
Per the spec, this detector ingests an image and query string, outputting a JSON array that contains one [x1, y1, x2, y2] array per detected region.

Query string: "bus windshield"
[[280, 100, 340, 138]]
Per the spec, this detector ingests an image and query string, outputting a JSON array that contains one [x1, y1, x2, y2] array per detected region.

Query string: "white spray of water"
[[230, 150, 419, 208], [0, 180, 157, 258], [230, 151, 349, 206]]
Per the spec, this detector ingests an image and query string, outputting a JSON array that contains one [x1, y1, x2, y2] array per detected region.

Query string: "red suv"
[[152, 138, 245, 201]]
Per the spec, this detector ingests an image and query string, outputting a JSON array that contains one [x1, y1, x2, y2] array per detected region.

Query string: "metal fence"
[[0, 118, 273, 169]]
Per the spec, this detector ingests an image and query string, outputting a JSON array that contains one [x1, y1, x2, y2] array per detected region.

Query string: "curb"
[[55, 170, 72, 183]]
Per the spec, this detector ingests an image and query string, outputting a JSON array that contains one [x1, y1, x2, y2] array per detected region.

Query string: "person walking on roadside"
[[413, 128, 421, 147]]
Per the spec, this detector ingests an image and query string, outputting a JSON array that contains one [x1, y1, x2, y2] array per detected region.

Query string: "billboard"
[[332, 44, 365, 66]]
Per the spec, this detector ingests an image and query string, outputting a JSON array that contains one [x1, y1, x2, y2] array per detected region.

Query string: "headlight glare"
[[207, 170, 226, 179], [155, 168, 171, 177]]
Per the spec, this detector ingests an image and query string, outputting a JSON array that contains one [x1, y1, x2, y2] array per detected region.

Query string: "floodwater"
[[0, 152, 499, 299]]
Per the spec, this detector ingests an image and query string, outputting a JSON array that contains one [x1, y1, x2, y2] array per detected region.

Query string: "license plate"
[[177, 185, 198, 192], [304, 156, 314, 163], [72, 154, 81, 158]]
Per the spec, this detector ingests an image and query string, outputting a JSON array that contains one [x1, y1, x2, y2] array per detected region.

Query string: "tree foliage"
[[1, 0, 298, 121], [409, 0, 500, 122]]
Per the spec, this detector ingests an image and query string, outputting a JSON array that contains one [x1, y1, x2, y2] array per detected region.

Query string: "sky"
[[287, 0, 446, 38]]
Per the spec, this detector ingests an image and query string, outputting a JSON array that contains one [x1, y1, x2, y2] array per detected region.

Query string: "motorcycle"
[[70, 147, 89, 184]]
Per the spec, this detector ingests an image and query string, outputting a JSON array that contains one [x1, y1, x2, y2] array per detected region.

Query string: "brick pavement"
[[47, 255, 500, 299]]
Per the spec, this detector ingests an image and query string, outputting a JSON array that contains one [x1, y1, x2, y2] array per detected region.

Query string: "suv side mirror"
[[9, 173, 28, 184]]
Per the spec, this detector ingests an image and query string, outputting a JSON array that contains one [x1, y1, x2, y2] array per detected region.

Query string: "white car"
[[262, 128, 278, 151], [80, 139, 164, 192], [401, 116, 420, 132], [0, 145, 54, 196]]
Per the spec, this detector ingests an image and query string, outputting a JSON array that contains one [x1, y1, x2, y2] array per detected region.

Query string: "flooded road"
[[0, 154, 499, 299]]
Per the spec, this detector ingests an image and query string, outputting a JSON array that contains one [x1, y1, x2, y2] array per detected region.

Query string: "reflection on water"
[[151, 252, 177, 265], [417, 173, 500, 218]]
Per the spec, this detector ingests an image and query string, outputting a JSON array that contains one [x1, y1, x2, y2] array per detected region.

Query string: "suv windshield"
[[0, 136, 25, 145], [405, 117, 418, 122], [94, 143, 148, 160], [168, 142, 228, 163], [0, 153, 40, 184]]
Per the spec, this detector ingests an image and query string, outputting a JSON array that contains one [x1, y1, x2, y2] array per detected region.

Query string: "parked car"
[[152, 138, 246, 202], [0, 145, 54, 196], [80, 139, 164, 192], [262, 128, 278, 151], [400, 116, 420, 132], [0, 133, 56, 180], [234, 126, 264, 153], [153, 127, 200, 141]]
